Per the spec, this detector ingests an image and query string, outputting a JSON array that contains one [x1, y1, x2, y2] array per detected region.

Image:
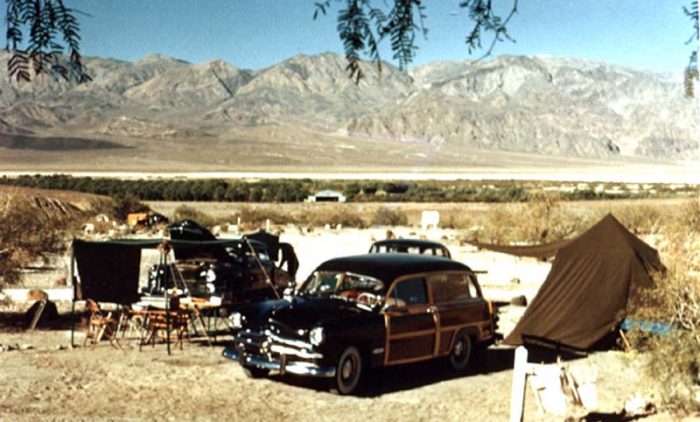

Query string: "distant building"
[[307, 190, 347, 203]]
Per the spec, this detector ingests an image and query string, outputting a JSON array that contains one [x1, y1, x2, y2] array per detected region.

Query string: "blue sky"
[[64, 0, 694, 73]]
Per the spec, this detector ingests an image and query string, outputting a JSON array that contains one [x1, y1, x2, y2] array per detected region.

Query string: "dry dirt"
[[0, 228, 689, 421]]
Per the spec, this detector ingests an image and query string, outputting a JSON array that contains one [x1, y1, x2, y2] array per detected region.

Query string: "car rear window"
[[430, 273, 472, 303]]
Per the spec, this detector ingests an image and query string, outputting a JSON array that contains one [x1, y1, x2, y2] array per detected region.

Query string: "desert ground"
[[0, 222, 683, 421]]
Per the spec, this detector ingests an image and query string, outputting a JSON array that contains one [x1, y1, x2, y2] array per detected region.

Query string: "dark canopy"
[[167, 220, 229, 261], [72, 238, 251, 305], [502, 214, 665, 349], [246, 230, 280, 261]]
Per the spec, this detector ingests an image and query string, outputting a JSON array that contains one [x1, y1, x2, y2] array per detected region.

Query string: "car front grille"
[[234, 327, 322, 361]]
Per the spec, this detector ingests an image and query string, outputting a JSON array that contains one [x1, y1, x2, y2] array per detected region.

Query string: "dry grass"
[[626, 199, 700, 413]]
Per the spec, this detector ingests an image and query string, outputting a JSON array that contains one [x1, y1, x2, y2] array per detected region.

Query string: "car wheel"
[[242, 366, 270, 379], [331, 346, 363, 395], [448, 331, 472, 372]]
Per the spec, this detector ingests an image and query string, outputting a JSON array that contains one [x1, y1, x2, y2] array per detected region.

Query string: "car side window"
[[467, 273, 481, 298], [393, 277, 428, 306], [430, 273, 471, 303]]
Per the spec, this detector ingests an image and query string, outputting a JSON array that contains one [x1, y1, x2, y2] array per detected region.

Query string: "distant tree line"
[[2, 175, 695, 204]]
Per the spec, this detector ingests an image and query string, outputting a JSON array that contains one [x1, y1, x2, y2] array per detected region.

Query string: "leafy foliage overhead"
[[684, 1, 699, 96], [315, 0, 518, 83], [5, 0, 90, 83]]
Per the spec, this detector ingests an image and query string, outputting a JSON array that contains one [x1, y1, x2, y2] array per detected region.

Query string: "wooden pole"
[[510, 346, 529, 422]]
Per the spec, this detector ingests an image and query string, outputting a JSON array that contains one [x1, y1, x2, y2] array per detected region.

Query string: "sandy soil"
[[0, 329, 669, 422], [0, 228, 685, 421]]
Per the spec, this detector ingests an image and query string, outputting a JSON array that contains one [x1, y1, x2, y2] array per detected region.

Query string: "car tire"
[[331, 346, 363, 395], [448, 331, 472, 372], [242, 366, 270, 379]]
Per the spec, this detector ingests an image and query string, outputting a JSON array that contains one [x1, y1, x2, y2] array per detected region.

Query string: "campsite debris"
[[27, 289, 48, 302], [510, 346, 601, 421], [0, 343, 34, 352], [510, 295, 528, 306], [25, 299, 58, 329], [623, 393, 656, 417]]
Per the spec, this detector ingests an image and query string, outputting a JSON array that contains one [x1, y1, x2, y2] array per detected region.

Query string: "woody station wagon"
[[223, 254, 497, 394]]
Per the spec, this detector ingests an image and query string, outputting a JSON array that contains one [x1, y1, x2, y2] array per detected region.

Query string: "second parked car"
[[223, 253, 497, 394], [368, 238, 452, 259]]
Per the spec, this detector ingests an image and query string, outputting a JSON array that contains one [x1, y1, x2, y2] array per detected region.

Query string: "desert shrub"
[[0, 195, 70, 288], [628, 217, 700, 413], [172, 205, 217, 228], [614, 204, 664, 235], [305, 205, 367, 228], [235, 205, 298, 226], [471, 196, 588, 244], [370, 206, 408, 226], [679, 199, 700, 233], [111, 193, 150, 221]]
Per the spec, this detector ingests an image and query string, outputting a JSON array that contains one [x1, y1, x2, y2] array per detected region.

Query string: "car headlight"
[[309, 326, 325, 346], [229, 312, 244, 329], [205, 269, 217, 282]]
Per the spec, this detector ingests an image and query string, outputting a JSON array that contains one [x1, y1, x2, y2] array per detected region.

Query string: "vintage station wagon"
[[223, 254, 497, 394]]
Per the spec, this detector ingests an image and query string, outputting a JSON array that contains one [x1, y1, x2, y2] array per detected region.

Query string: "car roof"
[[315, 253, 471, 286], [371, 238, 448, 249]]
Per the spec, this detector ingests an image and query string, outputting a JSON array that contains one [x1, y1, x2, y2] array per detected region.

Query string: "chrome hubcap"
[[454, 340, 464, 356], [342, 359, 354, 380]]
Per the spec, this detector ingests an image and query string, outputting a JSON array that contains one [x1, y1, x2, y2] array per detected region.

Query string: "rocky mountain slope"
[[0, 51, 697, 162]]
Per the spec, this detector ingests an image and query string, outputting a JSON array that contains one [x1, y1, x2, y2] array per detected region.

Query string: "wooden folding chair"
[[140, 309, 191, 350], [83, 299, 121, 349]]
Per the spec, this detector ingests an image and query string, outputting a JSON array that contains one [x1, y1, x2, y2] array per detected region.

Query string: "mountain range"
[[0, 51, 697, 171]]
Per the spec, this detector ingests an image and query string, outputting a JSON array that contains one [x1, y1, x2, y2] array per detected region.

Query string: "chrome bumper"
[[223, 347, 336, 378]]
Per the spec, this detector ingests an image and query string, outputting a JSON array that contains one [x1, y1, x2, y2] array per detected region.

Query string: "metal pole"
[[244, 238, 280, 300], [70, 239, 76, 348], [162, 244, 171, 355]]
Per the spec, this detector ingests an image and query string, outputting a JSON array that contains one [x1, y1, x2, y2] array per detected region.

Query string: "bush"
[[0, 194, 70, 288], [371, 207, 408, 226], [306, 205, 367, 228], [172, 205, 217, 228], [112, 193, 150, 221], [628, 219, 700, 413], [236, 205, 297, 227]]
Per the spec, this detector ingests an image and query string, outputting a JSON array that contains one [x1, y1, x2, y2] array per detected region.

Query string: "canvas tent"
[[471, 214, 665, 350]]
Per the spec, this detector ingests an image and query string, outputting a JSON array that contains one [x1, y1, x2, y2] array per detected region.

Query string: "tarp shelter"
[[72, 238, 251, 305], [471, 214, 665, 350], [71, 237, 272, 352]]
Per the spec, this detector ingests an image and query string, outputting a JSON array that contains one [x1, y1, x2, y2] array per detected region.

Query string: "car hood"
[[243, 296, 371, 333]]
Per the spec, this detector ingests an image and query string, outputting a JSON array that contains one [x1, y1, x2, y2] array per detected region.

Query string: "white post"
[[510, 346, 529, 422]]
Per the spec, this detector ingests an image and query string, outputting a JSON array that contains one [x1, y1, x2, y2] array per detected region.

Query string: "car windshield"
[[299, 271, 385, 305]]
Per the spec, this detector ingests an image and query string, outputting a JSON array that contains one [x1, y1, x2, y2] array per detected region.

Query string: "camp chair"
[[140, 309, 191, 351], [118, 307, 150, 346], [84, 299, 121, 349]]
